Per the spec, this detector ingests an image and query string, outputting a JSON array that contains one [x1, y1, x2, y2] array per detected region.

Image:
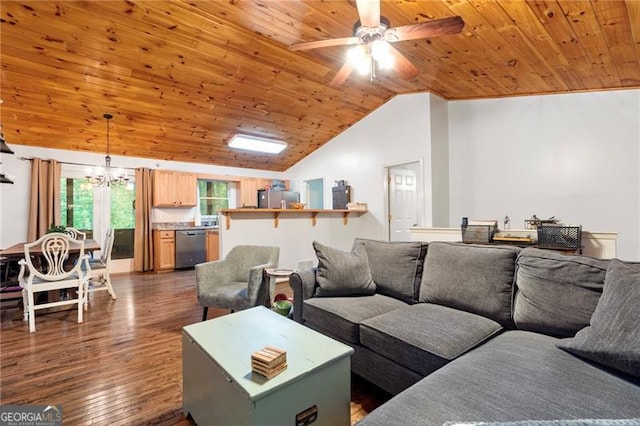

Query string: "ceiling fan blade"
[[388, 46, 419, 81], [329, 61, 355, 87], [385, 16, 464, 42], [289, 37, 359, 51], [355, 0, 380, 27]]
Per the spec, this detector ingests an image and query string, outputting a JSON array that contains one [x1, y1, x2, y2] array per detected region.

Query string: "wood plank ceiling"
[[1, 1, 639, 171]]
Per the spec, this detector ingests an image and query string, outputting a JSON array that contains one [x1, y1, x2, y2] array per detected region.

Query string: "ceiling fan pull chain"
[[370, 57, 375, 82]]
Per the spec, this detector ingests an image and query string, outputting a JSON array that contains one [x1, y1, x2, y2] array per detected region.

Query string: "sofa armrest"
[[289, 267, 318, 323]]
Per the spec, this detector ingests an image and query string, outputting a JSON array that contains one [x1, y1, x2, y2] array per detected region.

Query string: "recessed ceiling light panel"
[[228, 134, 287, 154]]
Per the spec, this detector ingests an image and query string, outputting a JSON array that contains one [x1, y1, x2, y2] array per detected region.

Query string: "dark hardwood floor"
[[0, 270, 390, 425]]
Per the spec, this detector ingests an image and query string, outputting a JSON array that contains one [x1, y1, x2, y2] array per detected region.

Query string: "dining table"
[[0, 238, 101, 259]]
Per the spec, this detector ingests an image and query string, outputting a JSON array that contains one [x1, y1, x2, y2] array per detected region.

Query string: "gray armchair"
[[195, 245, 279, 321]]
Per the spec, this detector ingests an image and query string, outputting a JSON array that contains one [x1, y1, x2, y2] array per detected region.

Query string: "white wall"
[[0, 145, 285, 248], [286, 89, 639, 260], [430, 94, 450, 227], [448, 90, 640, 260], [287, 92, 434, 248]]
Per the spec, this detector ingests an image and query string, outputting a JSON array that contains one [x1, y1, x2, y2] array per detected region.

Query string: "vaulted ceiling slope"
[[1, 1, 639, 171]]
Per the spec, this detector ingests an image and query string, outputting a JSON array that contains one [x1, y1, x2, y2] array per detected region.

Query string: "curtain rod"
[[18, 156, 137, 171]]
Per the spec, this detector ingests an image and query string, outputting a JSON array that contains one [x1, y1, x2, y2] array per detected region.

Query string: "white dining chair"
[[82, 228, 116, 309], [18, 232, 87, 333], [64, 227, 87, 241]]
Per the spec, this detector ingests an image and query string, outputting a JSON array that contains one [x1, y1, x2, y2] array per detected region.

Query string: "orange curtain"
[[27, 158, 61, 241], [134, 168, 154, 272]]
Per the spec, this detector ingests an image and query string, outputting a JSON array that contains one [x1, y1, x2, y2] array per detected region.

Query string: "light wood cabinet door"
[[177, 172, 197, 206], [153, 230, 175, 271], [153, 171, 197, 207], [153, 171, 176, 207], [206, 231, 219, 262], [256, 178, 272, 190], [239, 178, 258, 207]]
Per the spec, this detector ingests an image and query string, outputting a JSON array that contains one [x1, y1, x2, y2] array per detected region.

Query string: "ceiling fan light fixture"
[[370, 39, 390, 61], [229, 134, 287, 154], [377, 53, 395, 70], [347, 45, 366, 62]]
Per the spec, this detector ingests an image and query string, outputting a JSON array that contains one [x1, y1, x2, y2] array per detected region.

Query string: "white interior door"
[[388, 163, 421, 241]]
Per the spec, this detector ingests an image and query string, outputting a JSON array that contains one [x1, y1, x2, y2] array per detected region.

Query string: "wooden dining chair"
[[82, 228, 116, 309], [18, 232, 87, 333]]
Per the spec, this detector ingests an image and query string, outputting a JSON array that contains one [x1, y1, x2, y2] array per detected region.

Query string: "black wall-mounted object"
[[0, 130, 14, 155], [1, 126, 15, 183]]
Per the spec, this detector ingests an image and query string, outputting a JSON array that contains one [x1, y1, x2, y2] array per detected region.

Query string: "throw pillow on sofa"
[[352, 238, 428, 303], [419, 242, 519, 326], [312, 241, 376, 297], [557, 259, 640, 377], [514, 248, 610, 338]]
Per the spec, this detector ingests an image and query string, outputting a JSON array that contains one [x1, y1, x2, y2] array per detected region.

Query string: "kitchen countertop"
[[152, 222, 219, 231]]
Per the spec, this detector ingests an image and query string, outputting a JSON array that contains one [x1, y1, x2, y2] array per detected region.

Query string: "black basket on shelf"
[[536, 225, 582, 249], [461, 225, 495, 243]]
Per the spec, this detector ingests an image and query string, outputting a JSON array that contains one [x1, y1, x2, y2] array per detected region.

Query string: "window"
[[60, 167, 135, 260], [110, 183, 135, 259], [60, 178, 94, 239], [198, 180, 229, 217]]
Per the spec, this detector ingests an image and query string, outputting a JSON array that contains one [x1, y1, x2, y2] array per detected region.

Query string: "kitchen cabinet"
[[256, 178, 273, 190], [154, 230, 175, 271], [238, 177, 289, 207], [238, 178, 258, 207], [206, 230, 219, 262], [153, 170, 197, 207]]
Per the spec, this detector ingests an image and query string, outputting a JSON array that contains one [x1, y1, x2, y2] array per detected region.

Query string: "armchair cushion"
[[313, 241, 376, 297]]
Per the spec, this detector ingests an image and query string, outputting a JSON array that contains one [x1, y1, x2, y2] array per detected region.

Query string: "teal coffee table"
[[182, 306, 354, 426]]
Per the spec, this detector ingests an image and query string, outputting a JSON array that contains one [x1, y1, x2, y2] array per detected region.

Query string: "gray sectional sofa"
[[289, 239, 640, 425]]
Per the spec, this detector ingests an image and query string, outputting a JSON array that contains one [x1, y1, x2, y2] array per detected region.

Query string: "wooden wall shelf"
[[219, 209, 368, 229]]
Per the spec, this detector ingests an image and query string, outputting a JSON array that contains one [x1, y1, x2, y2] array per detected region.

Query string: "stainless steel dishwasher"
[[175, 230, 206, 269]]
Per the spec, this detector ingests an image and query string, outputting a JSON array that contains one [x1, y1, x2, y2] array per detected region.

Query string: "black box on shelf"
[[332, 185, 351, 209], [537, 225, 582, 249]]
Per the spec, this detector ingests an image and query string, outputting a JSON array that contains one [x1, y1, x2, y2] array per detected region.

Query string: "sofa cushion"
[[357, 331, 640, 426], [312, 241, 376, 297], [302, 294, 407, 344], [514, 248, 610, 338], [557, 259, 640, 377], [352, 238, 428, 303], [419, 242, 519, 326], [360, 303, 503, 376]]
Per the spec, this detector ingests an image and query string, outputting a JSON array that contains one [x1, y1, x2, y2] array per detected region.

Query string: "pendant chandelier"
[[85, 113, 129, 188]]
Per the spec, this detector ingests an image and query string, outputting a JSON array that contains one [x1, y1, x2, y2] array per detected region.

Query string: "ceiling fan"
[[289, 0, 464, 87]]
